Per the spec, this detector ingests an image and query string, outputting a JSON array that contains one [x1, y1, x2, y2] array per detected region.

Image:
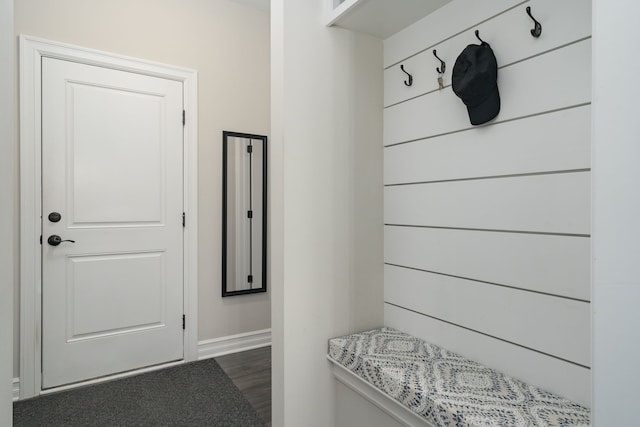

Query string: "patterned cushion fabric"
[[328, 327, 590, 427]]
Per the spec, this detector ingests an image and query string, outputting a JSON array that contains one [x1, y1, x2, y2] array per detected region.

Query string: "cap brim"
[[467, 88, 500, 125]]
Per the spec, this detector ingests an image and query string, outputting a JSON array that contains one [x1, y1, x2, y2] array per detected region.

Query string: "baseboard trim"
[[198, 328, 271, 360], [13, 377, 20, 401]]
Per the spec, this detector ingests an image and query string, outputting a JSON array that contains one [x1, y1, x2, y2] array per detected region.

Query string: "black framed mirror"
[[222, 131, 267, 297]]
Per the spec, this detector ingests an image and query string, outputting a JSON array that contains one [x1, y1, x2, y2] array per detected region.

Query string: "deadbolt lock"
[[48, 212, 62, 223]]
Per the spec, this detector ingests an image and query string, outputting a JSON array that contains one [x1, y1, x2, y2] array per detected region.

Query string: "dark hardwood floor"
[[216, 346, 272, 427]]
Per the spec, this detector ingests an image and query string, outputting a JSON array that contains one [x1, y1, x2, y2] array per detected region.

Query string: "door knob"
[[47, 235, 76, 246]]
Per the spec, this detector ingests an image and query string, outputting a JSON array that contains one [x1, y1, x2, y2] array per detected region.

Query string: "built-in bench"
[[328, 328, 590, 427]]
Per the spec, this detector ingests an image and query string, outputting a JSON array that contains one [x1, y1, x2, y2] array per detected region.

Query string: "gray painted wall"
[[592, 0, 640, 423], [1, 0, 14, 423], [271, 0, 384, 425]]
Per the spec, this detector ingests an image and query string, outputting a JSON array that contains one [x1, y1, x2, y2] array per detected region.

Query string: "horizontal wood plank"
[[384, 226, 590, 300], [384, 0, 591, 106], [384, 106, 590, 185], [384, 0, 522, 68], [384, 39, 591, 146], [216, 347, 272, 426], [385, 171, 590, 235], [384, 303, 591, 407], [385, 264, 590, 366]]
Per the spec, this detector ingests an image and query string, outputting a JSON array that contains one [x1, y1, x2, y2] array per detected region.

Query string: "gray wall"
[[592, 0, 640, 424], [1, 0, 14, 422], [271, 0, 384, 425], [383, 0, 591, 406]]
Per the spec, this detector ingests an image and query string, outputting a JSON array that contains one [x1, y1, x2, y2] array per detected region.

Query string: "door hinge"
[[247, 210, 253, 219], [39, 235, 42, 245], [182, 212, 186, 228], [182, 314, 186, 330], [248, 275, 253, 284], [182, 110, 185, 126], [247, 145, 253, 153]]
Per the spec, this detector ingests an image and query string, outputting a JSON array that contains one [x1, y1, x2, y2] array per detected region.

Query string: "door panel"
[[67, 252, 165, 340], [69, 83, 165, 225], [41, 57, 184, 388]]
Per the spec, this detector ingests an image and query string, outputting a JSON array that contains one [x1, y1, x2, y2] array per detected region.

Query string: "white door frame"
[[19, 35, 199, 399]]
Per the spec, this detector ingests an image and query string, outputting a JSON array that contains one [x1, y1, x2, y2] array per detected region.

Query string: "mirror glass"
[[222, 131, 267, 296]]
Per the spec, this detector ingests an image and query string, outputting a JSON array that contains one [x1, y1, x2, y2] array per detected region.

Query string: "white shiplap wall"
[[383, 0, 591, 406]]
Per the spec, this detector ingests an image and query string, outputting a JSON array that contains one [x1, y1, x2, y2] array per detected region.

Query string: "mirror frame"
[[222, 131, 268, 297]]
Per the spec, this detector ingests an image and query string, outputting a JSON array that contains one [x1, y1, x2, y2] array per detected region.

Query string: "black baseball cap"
[[452, 42, 500, 125]]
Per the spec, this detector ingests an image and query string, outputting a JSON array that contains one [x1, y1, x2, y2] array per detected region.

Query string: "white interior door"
[[41, 57, 185, 389]]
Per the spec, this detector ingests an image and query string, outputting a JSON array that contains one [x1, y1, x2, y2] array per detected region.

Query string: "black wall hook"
[[475, 30, 487, 45], [433, 50, 446, 74], [526, 6, 542, 38], [400, 64, 413, 87]]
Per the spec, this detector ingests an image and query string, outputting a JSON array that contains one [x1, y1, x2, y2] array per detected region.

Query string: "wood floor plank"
[[216, 346, 272, 427]]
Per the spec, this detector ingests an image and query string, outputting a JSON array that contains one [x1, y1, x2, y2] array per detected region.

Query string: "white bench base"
[[329, 356, 434, 427]]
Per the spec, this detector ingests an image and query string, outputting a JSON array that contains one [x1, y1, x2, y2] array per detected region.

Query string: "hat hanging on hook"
[[451, 32, 500, 125]]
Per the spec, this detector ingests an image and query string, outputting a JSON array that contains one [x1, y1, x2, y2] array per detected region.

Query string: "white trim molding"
[[19, 35, 199, 399], [12, 378, 19, 402], [198, 329, 272, 359]]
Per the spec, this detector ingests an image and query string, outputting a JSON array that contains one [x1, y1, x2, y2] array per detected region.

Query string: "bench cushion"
[[328, 327, 590, 426]]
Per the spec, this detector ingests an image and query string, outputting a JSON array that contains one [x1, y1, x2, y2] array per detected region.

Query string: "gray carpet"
[[13, 359, 266, 426]]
